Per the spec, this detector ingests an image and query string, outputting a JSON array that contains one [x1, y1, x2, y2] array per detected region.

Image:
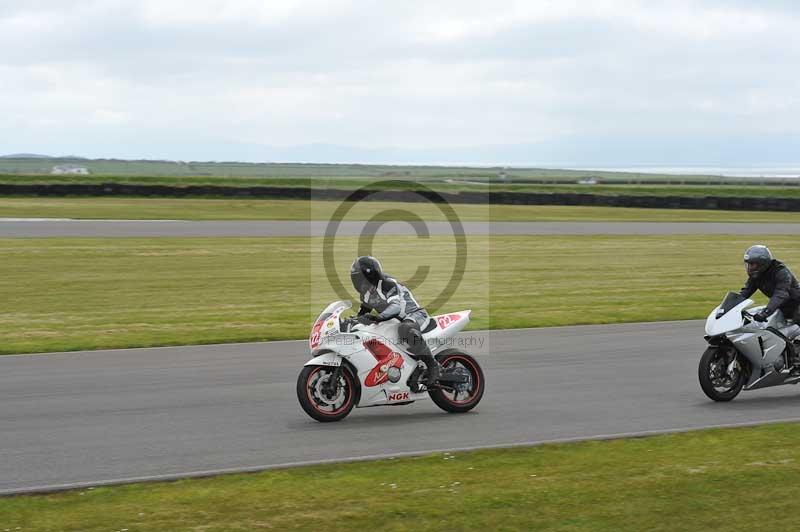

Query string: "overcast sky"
[[2, 0, 799, 165]]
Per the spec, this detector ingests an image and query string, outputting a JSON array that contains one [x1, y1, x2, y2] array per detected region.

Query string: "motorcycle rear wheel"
[[698, 346, 745, 402], [429, 349, 485, 413]]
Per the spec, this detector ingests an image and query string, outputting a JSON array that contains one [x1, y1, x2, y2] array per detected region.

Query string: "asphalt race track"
[[3, 219, 800, 237], [4, 321, 800, 495]]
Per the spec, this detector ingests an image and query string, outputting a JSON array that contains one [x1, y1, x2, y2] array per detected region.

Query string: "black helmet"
[[744, 245, 772, 277], [350, 256, 383, 293]]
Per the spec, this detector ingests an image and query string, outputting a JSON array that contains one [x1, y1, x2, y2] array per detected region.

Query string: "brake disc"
[[314, 375, 344, 406]]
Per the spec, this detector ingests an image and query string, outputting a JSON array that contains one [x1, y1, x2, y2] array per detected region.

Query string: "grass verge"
[[2, 422, 799, 531], [0, 235, 794, 354], [0, 197, 799, 222]]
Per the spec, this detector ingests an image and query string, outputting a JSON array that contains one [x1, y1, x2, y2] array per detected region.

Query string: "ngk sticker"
[[436, 313, 461, 329], [388, 392, 410, 402]]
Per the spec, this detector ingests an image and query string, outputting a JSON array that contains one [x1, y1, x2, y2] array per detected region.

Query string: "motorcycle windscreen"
[[309, 312, 332, 349], [309, 300, 352, 350], [717, 291, 746, 318]]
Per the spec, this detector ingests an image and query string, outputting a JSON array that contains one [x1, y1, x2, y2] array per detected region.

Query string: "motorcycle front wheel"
[[698, 346, 745, 402], [297, 365, 356, 422]]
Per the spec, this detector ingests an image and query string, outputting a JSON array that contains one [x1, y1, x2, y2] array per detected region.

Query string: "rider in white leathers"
[[350, 256, 441, 384]]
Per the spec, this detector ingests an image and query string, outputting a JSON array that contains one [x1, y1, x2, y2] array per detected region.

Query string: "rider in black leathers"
[[350, 256, 440, 385], [739, 245, 800, 323], [739, 244, 800, 369]]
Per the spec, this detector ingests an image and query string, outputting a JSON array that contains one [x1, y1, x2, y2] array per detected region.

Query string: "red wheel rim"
[[306, 366, 353, 416], [439, 355, 481, 405]]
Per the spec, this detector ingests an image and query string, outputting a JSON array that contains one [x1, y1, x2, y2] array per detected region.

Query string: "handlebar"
[[741, 309, 772, 328], [340, 316, 358, 332], [339, 314, 401, 332]]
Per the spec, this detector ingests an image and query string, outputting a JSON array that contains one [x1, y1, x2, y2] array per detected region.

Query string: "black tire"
[[698, 346, 745, 402], [297, 365, 357, 422], [429, 349, 485, 413]]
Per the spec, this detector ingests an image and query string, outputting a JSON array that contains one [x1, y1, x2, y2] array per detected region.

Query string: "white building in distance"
[[51, 164, 90, 175]]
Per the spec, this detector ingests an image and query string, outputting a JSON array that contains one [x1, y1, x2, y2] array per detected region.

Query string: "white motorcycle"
[[700, 291, 800, 401], [297, 300, 485, 422]]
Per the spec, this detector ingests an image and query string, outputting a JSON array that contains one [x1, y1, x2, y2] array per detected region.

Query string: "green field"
[[0, 197, 797, 222], [490, 182, 800, 198], [0, 234, 789, 355], [3, 422, 799, 531], [0, 157, 746, 181]]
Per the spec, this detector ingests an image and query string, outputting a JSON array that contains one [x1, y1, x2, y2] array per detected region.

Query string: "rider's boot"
[[790, 340, 800, 372], [403, 323, 440, 386], [407, 356, 441, 392], [419, 354, 441, 386]]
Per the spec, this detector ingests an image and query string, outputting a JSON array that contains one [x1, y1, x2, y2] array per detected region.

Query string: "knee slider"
[[399, 321, 426, 354], [398, 321, 414, 343]]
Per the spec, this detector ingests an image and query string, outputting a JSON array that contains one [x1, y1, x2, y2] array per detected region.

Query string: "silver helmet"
[[744, 245, 772, 277]]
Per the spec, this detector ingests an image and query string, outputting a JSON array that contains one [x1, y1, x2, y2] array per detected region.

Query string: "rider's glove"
[[754, 309, 771, 322], [358, 314, 377, 325]]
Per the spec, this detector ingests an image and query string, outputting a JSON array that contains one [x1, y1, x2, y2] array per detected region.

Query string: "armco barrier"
[[0, 182, 798, 212]]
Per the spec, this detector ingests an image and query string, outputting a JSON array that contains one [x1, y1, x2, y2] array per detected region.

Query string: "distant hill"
[[0, 153, 54, 159], [0, 155, 766, 183], [0, 153, 795, 182]]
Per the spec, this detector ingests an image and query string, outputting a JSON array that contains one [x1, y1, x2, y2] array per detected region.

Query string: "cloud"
[[1, 0, 799, 163]]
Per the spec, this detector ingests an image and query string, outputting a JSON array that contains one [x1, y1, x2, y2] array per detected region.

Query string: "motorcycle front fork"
[[322, 364, 344, 396]]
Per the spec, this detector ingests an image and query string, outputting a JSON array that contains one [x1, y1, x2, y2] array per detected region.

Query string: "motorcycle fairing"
[[423, 310, 472, 346], [348, 324, 427, 407], [304, 344, 427, 406], [310, 300, 352, 355], [705, 298, 753, 337], [304, 351, 342, 367], [727, 329, 787, 388], [362, 338, 405, 387]]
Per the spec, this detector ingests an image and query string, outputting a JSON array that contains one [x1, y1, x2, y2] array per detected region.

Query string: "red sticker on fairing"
[[309, 320, 324, 349], [436, 313, 462, 329], [363, 339, 404, 387]]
